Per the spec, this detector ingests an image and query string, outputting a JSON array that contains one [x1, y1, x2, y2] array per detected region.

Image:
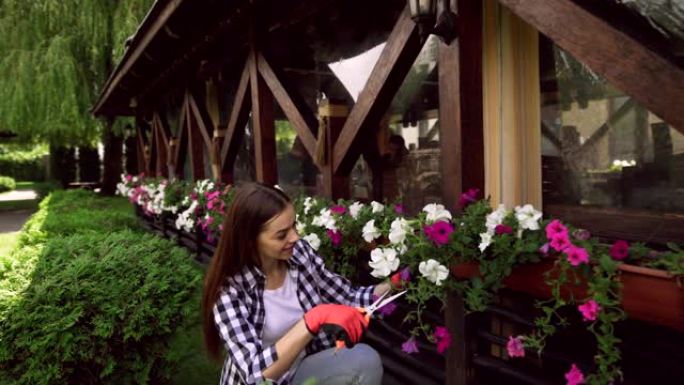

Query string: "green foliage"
[[19, 189, 139, 247], [0, 189, 202, 385], [0, 231, 201, 385], [0, 0, 154, 145], [0, 144, 48, 181], [0, 176, 15, 193]]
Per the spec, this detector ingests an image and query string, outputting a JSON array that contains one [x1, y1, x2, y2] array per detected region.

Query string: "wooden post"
[[442, 1, 484, 384], [249, 49, 277, 185], [319, 100, 350, 199]]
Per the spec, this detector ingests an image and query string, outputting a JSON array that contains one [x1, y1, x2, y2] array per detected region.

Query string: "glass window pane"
[[540, 43, 684, 213]]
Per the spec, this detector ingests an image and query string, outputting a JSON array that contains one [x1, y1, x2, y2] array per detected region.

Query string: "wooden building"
[[94, 0, 684, 384]]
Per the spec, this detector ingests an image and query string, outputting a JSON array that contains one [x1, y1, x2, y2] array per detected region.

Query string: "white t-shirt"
[[262, 269, 305, 348]]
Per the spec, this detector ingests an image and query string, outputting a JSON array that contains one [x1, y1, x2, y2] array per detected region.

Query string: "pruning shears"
[[334, 290, 407, 351]]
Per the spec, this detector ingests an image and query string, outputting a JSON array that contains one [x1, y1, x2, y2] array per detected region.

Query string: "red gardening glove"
[[303, 304, 369, 348]]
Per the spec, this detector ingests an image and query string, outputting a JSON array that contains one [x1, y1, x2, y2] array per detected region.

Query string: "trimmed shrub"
[[0, 176, 15, 193], [19, 189, 140, 246], [0, 145, 47, 181], [0, 230, 202, 385]]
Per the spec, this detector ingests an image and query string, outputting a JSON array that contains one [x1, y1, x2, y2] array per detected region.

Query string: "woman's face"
[[256, 204, 300, 263]]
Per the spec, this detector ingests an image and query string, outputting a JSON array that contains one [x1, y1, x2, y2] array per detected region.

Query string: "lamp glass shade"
[[408, 0, 436, 19]]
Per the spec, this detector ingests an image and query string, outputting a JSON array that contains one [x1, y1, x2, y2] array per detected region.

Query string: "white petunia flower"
[[369, 247, 400, 278], [303, 233, 321, 251], [312, 208, 337, 231], [422, 203, 452, 223], [304, 197, 314, 215], [479, 232, 492, 252], [389, 218, 411, 245], [514, 204, 542, 231], [296, 221, 306, 234], [371, 201, 385, 214], [419, 259, 449, 286], [362, 219, 381, 243], [349, 201, 364, 219], [485, 204, 508, 234]]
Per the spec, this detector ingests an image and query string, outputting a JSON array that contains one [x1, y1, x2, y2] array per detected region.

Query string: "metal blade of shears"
[[366, 290, 407, 317]]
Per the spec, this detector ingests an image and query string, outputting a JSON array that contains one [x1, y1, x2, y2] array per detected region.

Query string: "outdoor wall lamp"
[[408, 0, 458, 45]]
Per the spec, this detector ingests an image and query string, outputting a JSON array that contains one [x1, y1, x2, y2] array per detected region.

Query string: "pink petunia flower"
[[394, 204, 405, 214], [545, 219, 568, 240], [564, 245, 589, 266], [539, 242, 551, 255], [125, 174, 132, 182], [458, 188, 480, 208], [577, 299, 601, 321], [506, 336, 525, 358], [423, 221, 454, 246], [550, 233, 572, 252], [205, 191, 220, 201], [330, 205, 346, 215], [434, 326, 452, 354], [495, 224, 513, 235], [565, 363, 585, 385], [609, 240, 629, 261], [401, 337, 420, 354], [326, 229, 343, 246]]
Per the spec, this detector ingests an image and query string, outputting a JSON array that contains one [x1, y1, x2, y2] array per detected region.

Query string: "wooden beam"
[[188, 93, 214, 151], [256, 52, 318, 160], [497, 0, 684, 134], [220, 58, 252, 180], [186, 91, 206, 180], [173, 96, 190, 179], [249, 49, 277, 184], [93, 0, 185, 115], [333, 7, 422, 175]]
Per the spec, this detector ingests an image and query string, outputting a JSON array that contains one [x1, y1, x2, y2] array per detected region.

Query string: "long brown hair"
[[202, 182, 291, 360]]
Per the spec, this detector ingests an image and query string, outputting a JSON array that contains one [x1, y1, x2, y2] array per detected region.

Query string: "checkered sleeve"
[[213, 285, 278, 385], [299, 239, 374, 308]]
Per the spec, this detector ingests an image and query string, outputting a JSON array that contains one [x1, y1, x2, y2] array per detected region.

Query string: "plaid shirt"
[[212, 239, 375, 385]]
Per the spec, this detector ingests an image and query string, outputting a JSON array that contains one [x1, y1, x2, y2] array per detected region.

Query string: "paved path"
[[0, 189, 38, 233], [0, 210, 33, 233]]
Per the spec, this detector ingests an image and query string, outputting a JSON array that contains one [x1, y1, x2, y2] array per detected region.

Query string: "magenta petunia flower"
[[495, 224, 513, 235], [458, 188, 480, 208], [424, 221, 454, 246], [550, 233, 572, 252], [326, 229, 343, 246], [434, 326, 452, 354], [577, 299, 601, 321], [394, 204, 405, 214], [399, 266, 411, 281], [565, 363, 585, 385], [564, 245, 589, 266], [205, 191, 220, 201], [391, 267, 411, 289], [609, 240, 629, 261], [330, 205, 346, 215], [125, 174, 132, 182], [506, 336, 525, 358], [545, 219, 568, 240], [401, 337, 419, 354], [377, 302, 397, 316]]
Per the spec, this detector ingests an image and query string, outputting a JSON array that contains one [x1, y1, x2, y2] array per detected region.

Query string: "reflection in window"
[[540, 42, 684, 212], [233, 114, 256, 183], [379, 35, 441, 214], [275, 120, 319, 197]]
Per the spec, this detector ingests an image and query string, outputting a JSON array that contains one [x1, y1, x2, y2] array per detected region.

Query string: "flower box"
[[451, 261, 684, 332]]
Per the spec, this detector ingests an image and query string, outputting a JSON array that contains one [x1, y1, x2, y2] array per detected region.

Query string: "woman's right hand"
[[303, 304, 369, 347]]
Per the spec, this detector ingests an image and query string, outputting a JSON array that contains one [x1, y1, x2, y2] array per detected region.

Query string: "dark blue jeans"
[[291, 343, 383, 385]]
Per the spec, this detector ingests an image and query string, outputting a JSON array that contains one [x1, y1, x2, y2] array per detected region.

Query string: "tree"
[[0, 0, 153, 192]]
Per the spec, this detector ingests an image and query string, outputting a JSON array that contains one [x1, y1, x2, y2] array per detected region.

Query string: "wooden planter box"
[[451, 261, 684, 332]]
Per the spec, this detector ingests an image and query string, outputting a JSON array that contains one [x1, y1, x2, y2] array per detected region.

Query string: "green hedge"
[[0, 176, 15, 193], [0, 190, 202, 385], [0, 145, 47, 181]]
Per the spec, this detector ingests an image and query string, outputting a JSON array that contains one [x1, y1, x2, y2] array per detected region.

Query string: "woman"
[[203, 183, 392, 385]]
